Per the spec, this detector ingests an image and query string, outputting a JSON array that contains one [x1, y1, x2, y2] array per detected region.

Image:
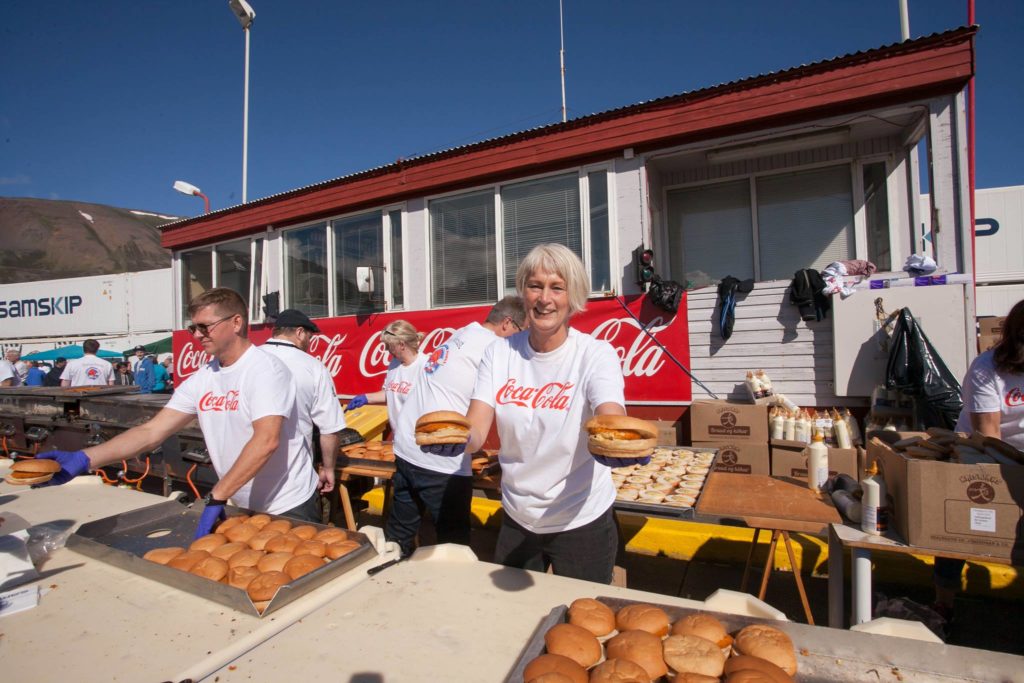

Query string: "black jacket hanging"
[[789, 268, 830, 322], [716, 276, 754, 340]]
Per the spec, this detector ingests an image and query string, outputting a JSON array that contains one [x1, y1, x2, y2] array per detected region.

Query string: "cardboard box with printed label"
[[770, 439, 864, 481], [978, 316, 1006, 353], [868, 435, 1024, 561], [696, 440, 770, 476], [689, 400, 769, 443]]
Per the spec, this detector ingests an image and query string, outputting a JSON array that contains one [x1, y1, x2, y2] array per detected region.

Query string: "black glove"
[[420, 443, 467, 458], [592, 454, 652, 468]]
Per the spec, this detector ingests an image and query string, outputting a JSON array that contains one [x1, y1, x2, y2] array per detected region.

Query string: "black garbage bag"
[[885, 308, 963, 429]]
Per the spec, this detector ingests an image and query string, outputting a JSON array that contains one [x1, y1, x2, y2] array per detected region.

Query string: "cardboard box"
[[695, 440, 770, 476], [868, 435, 1024, 561], [979, 316, 1006, 353], [689, 400, 769, 443], [770, 439, 864, 480], [654, 420, 679, 446]]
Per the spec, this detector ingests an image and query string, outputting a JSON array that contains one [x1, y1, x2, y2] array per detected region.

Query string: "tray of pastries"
[[611, 447, 717, 518]]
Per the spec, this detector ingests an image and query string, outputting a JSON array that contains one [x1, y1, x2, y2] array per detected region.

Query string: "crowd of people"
[[0, 342, 173, 392]]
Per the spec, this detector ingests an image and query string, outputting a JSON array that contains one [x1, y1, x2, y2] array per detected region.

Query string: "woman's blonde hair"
[[515, 243, 590, 315], [381, 320, 424, 353]]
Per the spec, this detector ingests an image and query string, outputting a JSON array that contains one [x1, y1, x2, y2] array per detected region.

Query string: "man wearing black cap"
[[261, 309, 346, 497], [130, 345, 147, 375]]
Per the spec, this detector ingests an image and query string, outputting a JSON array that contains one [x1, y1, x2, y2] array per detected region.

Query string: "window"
[[284, 224, 328, 318], [667, 180, 754, 284], [180, 248, 212, 322], [863, 162, 892, 271], [388, 210, 404, 308], [588, 170, 611, 292], [251, 238, 264, 320], [216, 239, 252, 311], [333, 212, 384, 316], [430, 190, 497, 307], [501, 173, 581, 291]]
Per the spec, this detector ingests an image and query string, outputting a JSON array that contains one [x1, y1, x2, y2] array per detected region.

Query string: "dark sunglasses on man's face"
[[188, 315, 236, 337]]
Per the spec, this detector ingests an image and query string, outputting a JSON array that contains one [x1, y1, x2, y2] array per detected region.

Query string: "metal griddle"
[[66, 500, 375, 618], [505, 597, 1023, 682]]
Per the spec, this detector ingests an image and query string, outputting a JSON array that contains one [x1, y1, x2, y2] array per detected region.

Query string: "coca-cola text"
[[199, 390, 240, 412], [496, 379, 574, 410]]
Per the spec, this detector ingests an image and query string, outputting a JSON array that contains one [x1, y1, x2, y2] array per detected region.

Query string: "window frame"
[[176, 236, 266, 326]]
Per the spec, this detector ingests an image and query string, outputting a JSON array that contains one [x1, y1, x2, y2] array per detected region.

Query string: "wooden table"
[[696, 473, 842, 624]]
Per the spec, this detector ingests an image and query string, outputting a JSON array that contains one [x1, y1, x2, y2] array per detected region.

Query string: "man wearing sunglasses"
[[385, 295, 527, 558], [37, 288, 322, 537]]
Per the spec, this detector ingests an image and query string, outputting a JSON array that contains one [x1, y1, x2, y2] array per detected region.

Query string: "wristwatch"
[[202, 492, 227, 507]]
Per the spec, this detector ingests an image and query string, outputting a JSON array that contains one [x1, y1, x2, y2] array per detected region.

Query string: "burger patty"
[[417, 422, 467, 433], [591, 430, 644, 441]]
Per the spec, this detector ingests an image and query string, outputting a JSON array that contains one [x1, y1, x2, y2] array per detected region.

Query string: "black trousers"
[[278, 488, 323, 524], [385, 457, 473, 557], [493, 505, 618, 584]]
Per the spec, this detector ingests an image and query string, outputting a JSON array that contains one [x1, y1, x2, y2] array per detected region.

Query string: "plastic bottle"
[[842, 408, 861, 446], [795, 411, 812, 444], [832, 409, 852, 448], [807, 432, 829, 492], [769, 408, 785, 440], [783, 412, 796, 441], [775, 393, 800, 414], [860, 461, 887, 535], [745, 371, 764, 401], [756, 369, 774, 397]]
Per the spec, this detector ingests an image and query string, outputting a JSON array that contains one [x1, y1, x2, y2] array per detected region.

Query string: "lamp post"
[[173, 180, 211, 214], [227, 0, 255, 204]]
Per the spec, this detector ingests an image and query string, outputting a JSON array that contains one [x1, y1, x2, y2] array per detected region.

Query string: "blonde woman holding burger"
[[345, 320, 426, 420], [430, 243, 643, 583]]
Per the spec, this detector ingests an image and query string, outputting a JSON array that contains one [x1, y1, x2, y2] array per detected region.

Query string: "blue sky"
[[1, 1, 1020, 217]]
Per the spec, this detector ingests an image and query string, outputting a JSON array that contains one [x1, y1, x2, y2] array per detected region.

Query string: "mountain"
[[0, 197, 178, 284]]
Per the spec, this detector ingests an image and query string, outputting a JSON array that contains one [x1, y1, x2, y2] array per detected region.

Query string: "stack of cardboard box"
[[689, 400, 770, 475], [770, 437, 865, 481], [979, 316, 1006, 353]]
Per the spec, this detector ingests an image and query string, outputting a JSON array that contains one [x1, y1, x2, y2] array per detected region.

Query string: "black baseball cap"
[[273, 309, 321, 333], [133, 345, 146, 352]]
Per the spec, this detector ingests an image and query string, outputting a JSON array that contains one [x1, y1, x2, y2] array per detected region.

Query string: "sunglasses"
[[507, 317, 523, 332], [188, 315, 236, 337]]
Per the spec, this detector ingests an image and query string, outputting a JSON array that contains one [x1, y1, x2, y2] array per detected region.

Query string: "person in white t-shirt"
[[0, 350, 22, 386], [935, 299, 1024, 620], [451, 244, 642, 584], [38, 288, 320, 537], [60, 340, 114, 387], [261, 308, 347, 495], [344, 320, 427, 422], [9, 349, 29, 384], [385, 298, 525, 557]]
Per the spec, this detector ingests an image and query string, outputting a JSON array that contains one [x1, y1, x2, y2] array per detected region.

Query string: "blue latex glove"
[[33, 450, 91, 486], [592, 454, 652, 468], [345, 394, 368, 412], [194, 503, 226, 539], [420, 442, 467, 458]]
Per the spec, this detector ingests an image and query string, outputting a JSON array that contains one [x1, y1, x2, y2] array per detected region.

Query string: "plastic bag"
[[647, 276, 683, 314], [885, 308, 963, 430]]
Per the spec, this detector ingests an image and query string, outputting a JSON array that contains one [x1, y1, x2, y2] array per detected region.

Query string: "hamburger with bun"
[[414, 411, 471, 445], [5, 458, 62, 485], [723, 655, 794, 683], [522, 653, 588, 683], [671, 612, 732, 650], [732, 624, 797, 677], [589, 658, 651, 683], [584, 415, 657, 459], [542, 623, 602, 668], [567, 597, 615, 637]]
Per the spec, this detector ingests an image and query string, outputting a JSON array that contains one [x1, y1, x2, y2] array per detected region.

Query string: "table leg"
[[758, 530, 780, 601], [852, 548, 872, 625], [740, 528, 762, 593], [828, 524, 845, 629], [338, 474, 357, 531], [780, 531, 813, 625]]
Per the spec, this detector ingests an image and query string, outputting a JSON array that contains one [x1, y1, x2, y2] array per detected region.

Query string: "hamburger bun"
[[246, 570, 289, 602], [671, 613, 730, 648], [589, 658, 651, 683], [662, 634, 726, 677], [247, 529, 283, 551], [265, 533, 302, 554], [142, 547, 185, 565], [227, 565, 261, 590], [326, 539, 361, 559], [227, 548, 265, 569], [725, 670, 789, 683], [257, 551, 294, 573], [263, 519, 293, 535], [414, 410, 471, 445], [190, 556, 230, 582], [189, 533, 228, 553], [167, 549, 210, 572], [525, 674, 575, 683], [542, 623, 602, 668], [313, 527, 348, 544], [284, 554, 325, 580], [671, 673, 720, 683], [210, 541, 248, 561], [723, 655, 794, 683], [6, 458, 62, 485], [615, 603, 670, 636], [522, 654, 587, 683], [605, 630, 668, 680], [224, 523, 260, 544], [290, 525, 318, 540], [247, 513, 272, 530], [294, 539, 327, 558], [215, 515, 249, 534], [732, 625, 797, 677], [585, 415, 657, 459], [567, 597, 616, 637]]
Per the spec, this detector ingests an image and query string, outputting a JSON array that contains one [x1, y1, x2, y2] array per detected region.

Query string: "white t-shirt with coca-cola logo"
[[60, 354, 113, 386], [472, 328, 624, 533], [955, 350, 1024, 450], [382, 352, 427, 425], [167, 344, 317, 515], [393, 322, 498, 476]]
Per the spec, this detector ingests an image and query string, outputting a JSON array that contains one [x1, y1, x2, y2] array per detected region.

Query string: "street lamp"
[[228, 0, 255, 204], [173, 180, 211, 214]]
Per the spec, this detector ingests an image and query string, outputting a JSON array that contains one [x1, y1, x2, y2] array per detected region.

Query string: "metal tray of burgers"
[[611, 447, 718, 519], [337, 440, 397, 471], [66, 499, 375, 617], [505, 596, 1021, 682]]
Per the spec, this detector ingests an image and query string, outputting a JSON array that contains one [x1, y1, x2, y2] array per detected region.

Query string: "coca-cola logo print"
[[384, 380, 413, 395], [1006, 387, 1024, 408], [495, 379, 574, 411], [590, 316, 668, 378], [966, 481, 996, 504], [199, 390, 240, 412], [176, 341, 212, 378]]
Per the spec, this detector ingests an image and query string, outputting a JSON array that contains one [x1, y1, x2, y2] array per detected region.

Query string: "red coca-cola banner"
[[173, 294, 691, 404]]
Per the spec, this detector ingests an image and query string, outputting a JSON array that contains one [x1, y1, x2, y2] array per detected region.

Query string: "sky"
[[1, 1, 1021, 218]]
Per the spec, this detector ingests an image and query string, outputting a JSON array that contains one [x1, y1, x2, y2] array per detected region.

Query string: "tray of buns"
[[506, 596, 1018, 682], [611, 447, 717, 519], [338, 440, 396, 471], [66, 500, 375, 617]]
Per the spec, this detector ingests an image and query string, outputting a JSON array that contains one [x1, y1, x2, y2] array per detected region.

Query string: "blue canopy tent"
[[22, 345, 123, 361]]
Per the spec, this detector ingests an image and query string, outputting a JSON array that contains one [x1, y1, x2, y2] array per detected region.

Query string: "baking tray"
[[613, 447, 718, 520], [505, 597, 1022, 682], [66, 500, 375, 618]]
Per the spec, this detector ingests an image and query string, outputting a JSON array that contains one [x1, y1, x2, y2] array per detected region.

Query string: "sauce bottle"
[[756, 369, 774, 397], [795, 411, 812, 444], [807, 432, 829, 492], [843, 408, 861, 445], [783, 411, 796, 441], [832, 409, 852, 448], [745, 371, 764, 400], [769, 408, 785, 440], [860, 461, 888, 535]]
